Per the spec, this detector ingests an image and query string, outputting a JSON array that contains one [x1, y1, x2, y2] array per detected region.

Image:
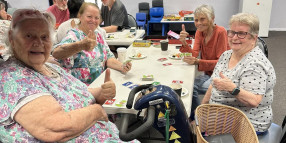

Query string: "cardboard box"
[[133, 40, 151, 47]]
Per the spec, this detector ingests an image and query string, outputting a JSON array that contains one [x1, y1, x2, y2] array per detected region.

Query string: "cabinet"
[[239, 0, 273, 37]]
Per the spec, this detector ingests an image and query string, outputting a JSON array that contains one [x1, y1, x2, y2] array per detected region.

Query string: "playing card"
[[184, 53, 192, 57], [167, 30, 180, 39], [105, 99, 116, 105], [122, 81, 133, 86], [163, 63, 172, 66], [128, 84, 139, 89], [157, 58, 168, 62], [142, 75, 154, 81], [172, 80, 184, 84], [123, 60, 132, 65], [152, 82, 161, 85]]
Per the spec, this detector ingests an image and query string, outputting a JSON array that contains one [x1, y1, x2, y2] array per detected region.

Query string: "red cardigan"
[[180, 25, 230, 76]]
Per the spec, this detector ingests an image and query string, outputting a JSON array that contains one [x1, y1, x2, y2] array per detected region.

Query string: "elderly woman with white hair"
[[202, 13, 276, 134], [0, 9, 139, 142], [179, 4, 230, 120]]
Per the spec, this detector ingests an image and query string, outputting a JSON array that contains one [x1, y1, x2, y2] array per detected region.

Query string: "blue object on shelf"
[[136, 13, 147, 30], [147, 7, 164, 35]]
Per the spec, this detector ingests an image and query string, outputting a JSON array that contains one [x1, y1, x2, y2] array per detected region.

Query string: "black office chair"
[[127, 14, 137, 29], [152, 0, 163, 7], [257, 37, 268, 58], [138, 2, 150, 20]]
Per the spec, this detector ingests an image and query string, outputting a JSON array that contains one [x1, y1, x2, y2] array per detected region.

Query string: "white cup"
[[117, 47, 127, 63]]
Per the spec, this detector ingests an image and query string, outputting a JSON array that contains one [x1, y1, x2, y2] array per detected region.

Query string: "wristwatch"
[[231, 87, 240, 96]]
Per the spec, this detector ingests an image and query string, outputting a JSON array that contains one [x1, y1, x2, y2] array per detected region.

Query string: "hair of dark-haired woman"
[[68, 0, 84, 18]]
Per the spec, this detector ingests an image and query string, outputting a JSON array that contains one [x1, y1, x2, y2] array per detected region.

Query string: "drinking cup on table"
[[169, 83, 182, 97], [160, 40, 169, 51], [117, 47, 127, 63]]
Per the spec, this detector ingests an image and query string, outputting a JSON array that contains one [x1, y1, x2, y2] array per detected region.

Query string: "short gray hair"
[[229, 13, 259, 35], [194, 5, 215, 22]]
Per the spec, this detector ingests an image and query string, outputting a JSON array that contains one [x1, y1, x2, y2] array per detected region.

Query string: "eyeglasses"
[[227, 30, 252, 39]]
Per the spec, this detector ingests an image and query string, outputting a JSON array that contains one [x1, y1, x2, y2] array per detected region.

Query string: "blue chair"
[[136, 13, 146, 30], [147, 7, 164, 35]]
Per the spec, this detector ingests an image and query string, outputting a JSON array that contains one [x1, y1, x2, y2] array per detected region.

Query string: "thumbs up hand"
[[212, 72, 236, 92], [81, 30, 97, 52], [179, 24, 189, 46], [101, 68, 116, 100]]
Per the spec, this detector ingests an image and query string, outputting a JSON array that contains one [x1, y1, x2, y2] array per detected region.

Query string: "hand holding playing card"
[[100, 68, 116, 100], [182, 56, 197, 65], [121, 60, 132, 73]]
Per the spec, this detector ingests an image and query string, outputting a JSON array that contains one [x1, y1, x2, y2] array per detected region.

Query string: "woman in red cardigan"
[[179, 4, 230, 120]]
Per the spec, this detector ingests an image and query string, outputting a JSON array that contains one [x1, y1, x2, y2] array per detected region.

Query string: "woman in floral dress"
[[53, 2, 132, 85]]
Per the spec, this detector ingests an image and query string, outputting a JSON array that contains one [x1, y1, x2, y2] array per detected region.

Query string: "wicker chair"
[[195, 104, 259, 143]]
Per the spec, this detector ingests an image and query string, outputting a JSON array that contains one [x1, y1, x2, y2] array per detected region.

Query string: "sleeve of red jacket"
[[198, 30, 229, 72]]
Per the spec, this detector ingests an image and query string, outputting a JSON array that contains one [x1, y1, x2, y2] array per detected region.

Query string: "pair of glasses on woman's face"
[[227, 30, 252, 39]]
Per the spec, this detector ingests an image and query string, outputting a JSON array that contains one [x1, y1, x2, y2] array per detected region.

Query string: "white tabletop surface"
[[105, 29, 145, 46], [89, 44, 195, 117]]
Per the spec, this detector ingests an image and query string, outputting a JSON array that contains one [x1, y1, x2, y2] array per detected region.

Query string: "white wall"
[[7, 0, 49, 11], [269, 0, 286, 31], [6, 0, 286, 31], [121, 0, 286, 31]]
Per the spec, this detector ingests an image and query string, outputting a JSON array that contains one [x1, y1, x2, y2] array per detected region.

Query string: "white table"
[[105, 29, 145, 46], [89, 44, 195, 117]]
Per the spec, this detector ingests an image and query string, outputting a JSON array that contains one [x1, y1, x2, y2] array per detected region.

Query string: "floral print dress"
[[54, 28, 115, 85], [0, 58, 139, 143]]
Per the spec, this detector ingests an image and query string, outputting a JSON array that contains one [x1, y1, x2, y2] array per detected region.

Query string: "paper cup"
[[117, 47, 127, 63]]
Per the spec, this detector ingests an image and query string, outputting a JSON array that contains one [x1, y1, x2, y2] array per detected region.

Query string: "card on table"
[[158, 58, 168, 62], [142, 75, 154, 81], [152, 81, 161, 85], [172, 80, 184, 84], [128, 84, 139, 89], [105, 99, 116, 105], [163, 63, 172, 66], [122, 81, 133, 86]]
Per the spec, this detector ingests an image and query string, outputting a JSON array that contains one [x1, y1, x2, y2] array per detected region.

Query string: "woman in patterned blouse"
[[202, 13, 276, 133], [53, 2, 132, 85]]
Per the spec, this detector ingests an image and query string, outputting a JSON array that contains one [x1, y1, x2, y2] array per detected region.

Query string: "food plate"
[[169, 53, 183, 60], [129, 54, 147, 59], [181, 87, 188, 97]]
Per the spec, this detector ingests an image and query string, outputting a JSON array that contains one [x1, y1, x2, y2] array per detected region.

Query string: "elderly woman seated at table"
[[52, 2, 131, 85], [202, 13, 276, 133], [179, 4, 229, 120], [0, 9, 139, 142]]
